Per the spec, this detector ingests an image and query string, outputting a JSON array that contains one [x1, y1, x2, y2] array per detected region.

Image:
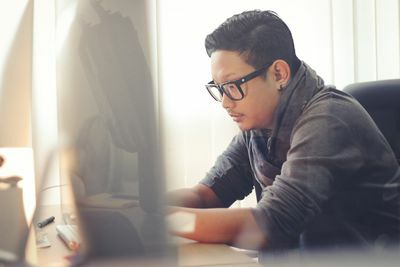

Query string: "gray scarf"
[[267, 61, 328, 167]]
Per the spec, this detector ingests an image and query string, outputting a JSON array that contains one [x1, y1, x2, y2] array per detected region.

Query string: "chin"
[[237, 123, 255, 131], [237, 122, 271, 131]]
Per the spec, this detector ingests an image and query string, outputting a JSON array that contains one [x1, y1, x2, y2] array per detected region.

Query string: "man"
[[167, 10, 400, 251]]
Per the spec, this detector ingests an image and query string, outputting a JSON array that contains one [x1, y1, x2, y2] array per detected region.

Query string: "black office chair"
[[343, 79, 400, 164]]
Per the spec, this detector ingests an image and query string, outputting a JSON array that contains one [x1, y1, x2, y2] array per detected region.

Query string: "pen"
[[37, 216, 55, 228]]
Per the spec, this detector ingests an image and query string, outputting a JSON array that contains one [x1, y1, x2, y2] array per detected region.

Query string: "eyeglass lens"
[[222, 83, 242, 100], [207, 83, 243, 102]]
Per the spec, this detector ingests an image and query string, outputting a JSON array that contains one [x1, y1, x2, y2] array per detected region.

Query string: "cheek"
[[252, 93, 279, 126]]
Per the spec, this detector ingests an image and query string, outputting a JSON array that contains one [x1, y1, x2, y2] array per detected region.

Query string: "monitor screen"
[[55, 0, 171, 262]]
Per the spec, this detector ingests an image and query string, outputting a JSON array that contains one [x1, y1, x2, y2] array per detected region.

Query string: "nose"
[[221, 94, 234, 110]]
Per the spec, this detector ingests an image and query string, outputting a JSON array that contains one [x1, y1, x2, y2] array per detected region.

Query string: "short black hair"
[[205, 10, 300, 74]]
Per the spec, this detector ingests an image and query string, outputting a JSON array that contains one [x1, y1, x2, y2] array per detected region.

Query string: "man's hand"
[[167, 207, 267, 250], [166, 184, 266, 249]]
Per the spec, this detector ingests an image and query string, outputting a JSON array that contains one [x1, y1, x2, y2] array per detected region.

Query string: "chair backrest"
[[343, 79, 400, 164]]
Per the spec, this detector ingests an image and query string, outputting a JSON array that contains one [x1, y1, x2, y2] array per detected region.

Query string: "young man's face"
[[210, 50, 282, 130]]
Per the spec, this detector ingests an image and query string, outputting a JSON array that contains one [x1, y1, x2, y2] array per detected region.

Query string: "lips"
[[228, 112, 244, 122]]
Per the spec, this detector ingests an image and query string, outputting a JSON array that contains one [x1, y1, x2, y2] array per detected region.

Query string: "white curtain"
[[157, 0, 400, 206], [31, 0, 59, 204]]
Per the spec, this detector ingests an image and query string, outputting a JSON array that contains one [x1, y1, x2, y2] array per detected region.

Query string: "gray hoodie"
[[201, 61, 400, 250]]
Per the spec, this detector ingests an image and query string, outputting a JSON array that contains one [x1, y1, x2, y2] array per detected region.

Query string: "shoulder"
[[291, 86, 392, 161], [299, 87, 375, 130], [289, 87, 377, 153], [306, 87, 361, 113]]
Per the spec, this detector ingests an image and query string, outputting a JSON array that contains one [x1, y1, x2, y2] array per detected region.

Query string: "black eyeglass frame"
[[205, 62, 273, 102]]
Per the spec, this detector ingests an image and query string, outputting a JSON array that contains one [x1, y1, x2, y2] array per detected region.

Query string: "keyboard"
[[56, 224, 81, 250]]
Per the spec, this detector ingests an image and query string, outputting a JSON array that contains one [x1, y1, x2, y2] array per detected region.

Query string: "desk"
[[32, 205, 261, 267]]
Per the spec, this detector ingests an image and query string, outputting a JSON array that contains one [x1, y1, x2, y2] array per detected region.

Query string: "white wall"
[[158, 0, 400, 207], [0, 0, 33, 147]]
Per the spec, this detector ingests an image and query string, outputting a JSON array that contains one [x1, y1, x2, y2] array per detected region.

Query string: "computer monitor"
[[55, 0, 172, 263]]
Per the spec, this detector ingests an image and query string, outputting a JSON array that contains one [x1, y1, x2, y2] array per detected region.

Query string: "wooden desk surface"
[[32, 205, 261, 267], [33, 205, 71, 266]]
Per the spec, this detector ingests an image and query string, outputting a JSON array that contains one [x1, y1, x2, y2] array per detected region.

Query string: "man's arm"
[[166, 183, 226, 208], [169, 207, 267, 250], [166, 133, 253, 209], [166, 184, 268, 248]]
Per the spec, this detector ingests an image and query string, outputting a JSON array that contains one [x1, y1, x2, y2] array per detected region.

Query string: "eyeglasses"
[[205, 63, 272, 102]]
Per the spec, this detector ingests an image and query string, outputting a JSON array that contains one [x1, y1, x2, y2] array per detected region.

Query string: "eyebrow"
[[212, 73, 239, 85]]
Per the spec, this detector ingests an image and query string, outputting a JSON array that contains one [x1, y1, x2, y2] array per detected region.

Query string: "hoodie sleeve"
[[200, 132, 254, 207]]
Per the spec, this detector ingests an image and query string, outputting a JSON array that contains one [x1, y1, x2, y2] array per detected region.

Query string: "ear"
[[272, 60, 291, 87]]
